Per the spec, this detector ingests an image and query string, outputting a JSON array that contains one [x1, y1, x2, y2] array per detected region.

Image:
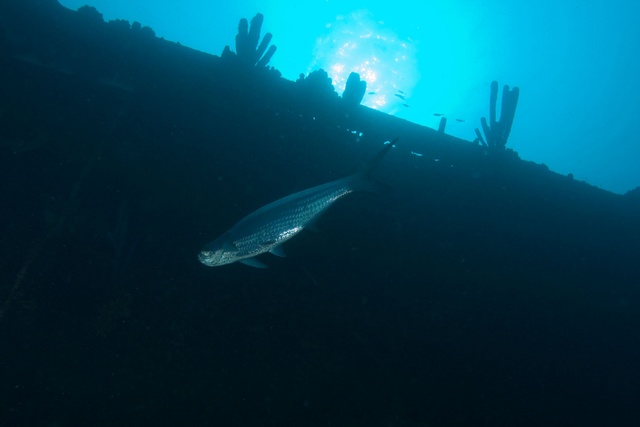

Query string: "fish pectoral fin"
[[305, 217, 322, 232], [269, 245, 286, 258], [240, 257, 268, 268]]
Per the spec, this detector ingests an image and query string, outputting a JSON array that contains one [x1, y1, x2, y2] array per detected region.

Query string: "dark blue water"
[[1, 2, 639, 426]]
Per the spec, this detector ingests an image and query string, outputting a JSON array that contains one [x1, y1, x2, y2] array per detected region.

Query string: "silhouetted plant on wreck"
[[221, 13, 277, 68], [438, 116, 447, 134], [77, 5, 103, 22], [295, 69, 338, 99], [474, 80, 520, 151], [342, 72, 367, 106]]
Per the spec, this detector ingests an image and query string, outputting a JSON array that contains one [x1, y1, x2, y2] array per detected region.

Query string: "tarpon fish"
[[198, 140, 395, 268]]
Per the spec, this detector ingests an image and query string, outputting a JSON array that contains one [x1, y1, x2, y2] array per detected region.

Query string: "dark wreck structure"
[[1, 1, 639, 426]]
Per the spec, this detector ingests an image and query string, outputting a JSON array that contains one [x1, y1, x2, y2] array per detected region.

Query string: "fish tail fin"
[[350, 138, 397, 192], [361, 138, 397, 178]]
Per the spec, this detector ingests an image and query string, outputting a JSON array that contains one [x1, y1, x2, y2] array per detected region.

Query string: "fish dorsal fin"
[[240, 257, 268, 268], [269, 245, 286, 257]]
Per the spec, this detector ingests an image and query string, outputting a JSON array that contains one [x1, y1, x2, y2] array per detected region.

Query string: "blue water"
[[58, 0, 640, 194]]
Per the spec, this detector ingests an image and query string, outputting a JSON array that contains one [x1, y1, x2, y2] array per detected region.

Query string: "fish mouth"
[[198, 250, 213, 266]]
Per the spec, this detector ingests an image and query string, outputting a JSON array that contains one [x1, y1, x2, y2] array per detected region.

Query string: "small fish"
[[433, 113, 444, 117], [199, 140, 396, 268], [367, 91, 376, 95], [455, 118, 465, 122], [410, 151, 423, 157], [394, 94, 406, 100], [402, 103, 410, 107], [397, 90, 406, 94]]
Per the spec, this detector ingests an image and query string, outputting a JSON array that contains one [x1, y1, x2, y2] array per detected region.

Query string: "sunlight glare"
[[309, 10, 418, 114]]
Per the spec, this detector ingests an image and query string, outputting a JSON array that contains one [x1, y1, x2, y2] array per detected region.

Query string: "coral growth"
[[342, 72, 366, 106], [438, 116, 447, 134], [474, 80, 519, 150], [295, 69, 338, 98], [222, 13, 277, 68]]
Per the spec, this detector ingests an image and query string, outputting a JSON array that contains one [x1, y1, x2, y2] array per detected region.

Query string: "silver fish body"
[[198, 142, 393, 268]]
